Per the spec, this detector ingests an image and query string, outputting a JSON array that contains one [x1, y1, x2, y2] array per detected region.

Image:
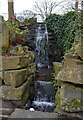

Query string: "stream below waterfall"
[[31, 68, 55, 112]]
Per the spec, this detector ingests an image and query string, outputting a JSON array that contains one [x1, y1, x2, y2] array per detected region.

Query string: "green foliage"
[[46, 11, 80, 55], [6, 20, 28, 45], [55, 87, 60, 106], [6, 17, 37, 46], [51, 73, 58, 92], [71, 99, 81, 108], [2, 46, 8, 56]]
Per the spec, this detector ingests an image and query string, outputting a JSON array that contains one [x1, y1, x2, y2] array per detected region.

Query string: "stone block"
[[0, 63, 36, 87], [0, 76, 32, 100], [0, 68, 28, 87], [56, 61, 83, 85], [12, 76, 32, 106], [59, 83, 83, 112], [0, 56, 32, 71], [12, 88, 29, 106]]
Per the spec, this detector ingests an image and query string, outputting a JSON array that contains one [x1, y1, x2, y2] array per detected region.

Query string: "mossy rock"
[[9, 45, 24, 55], [53, 62, 63, 76], [59, 83, 83, 112], [56, 62, 83, 85], [55, 87, 60, 106], [12, 76, 33, 106], [0, 76, 32, 100], [0, 68, 28, 87], [0, 56, 32, 71]]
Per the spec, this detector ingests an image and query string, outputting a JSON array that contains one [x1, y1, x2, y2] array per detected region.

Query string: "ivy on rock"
[[46, 11, 80, 56]]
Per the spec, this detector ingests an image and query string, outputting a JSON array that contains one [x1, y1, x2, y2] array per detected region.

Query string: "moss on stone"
[[61, 99, 83, 112], [55, 87, 60, 106]]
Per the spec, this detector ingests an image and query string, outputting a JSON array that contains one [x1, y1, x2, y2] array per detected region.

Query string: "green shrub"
[[46, 11, 80, 56]]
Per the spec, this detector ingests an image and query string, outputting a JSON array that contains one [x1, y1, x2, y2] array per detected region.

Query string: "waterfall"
[[35, 24, 49, 68], [31, 81, 55, 112]]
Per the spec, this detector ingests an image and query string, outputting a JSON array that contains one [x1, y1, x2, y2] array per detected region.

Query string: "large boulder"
[[59, 83, 83, 112], [0, 76, 32, 100]]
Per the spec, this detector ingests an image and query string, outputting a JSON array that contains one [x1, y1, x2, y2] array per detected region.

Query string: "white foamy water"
[[32, 101, 54, 107]]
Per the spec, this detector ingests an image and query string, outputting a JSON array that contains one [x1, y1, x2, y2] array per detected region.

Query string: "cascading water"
[[31, 81, 55, 112], [35, 24, 49, 68], [26, 23, 55, 112]]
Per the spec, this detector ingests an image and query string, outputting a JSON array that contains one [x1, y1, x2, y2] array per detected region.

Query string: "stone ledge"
[[56, 64, 83, 85], [0, 56, 32, 71], [0, 63, 36, 87], [0, 76, 32, 101], [0, 68, 28, 87]]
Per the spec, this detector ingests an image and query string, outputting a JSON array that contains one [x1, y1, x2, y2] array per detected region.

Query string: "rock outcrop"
[[0, 51, 36, 106], [54, 37, 83, 113]]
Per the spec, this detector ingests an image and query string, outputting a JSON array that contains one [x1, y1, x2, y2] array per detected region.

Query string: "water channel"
[[28, 24, 55, 112]]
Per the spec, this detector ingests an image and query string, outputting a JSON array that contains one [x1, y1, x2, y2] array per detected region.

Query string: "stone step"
[[73, 40, 83, 60], [0, 114, 9, 119], [9, 108, 58, 118]]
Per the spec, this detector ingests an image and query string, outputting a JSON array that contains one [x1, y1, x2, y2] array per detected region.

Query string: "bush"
[[46, 11, 80, 56]]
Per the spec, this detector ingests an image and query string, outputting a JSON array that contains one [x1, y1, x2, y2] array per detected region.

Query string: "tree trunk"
[[8, 0, 15, 20], [75, 0, 78, 14]]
